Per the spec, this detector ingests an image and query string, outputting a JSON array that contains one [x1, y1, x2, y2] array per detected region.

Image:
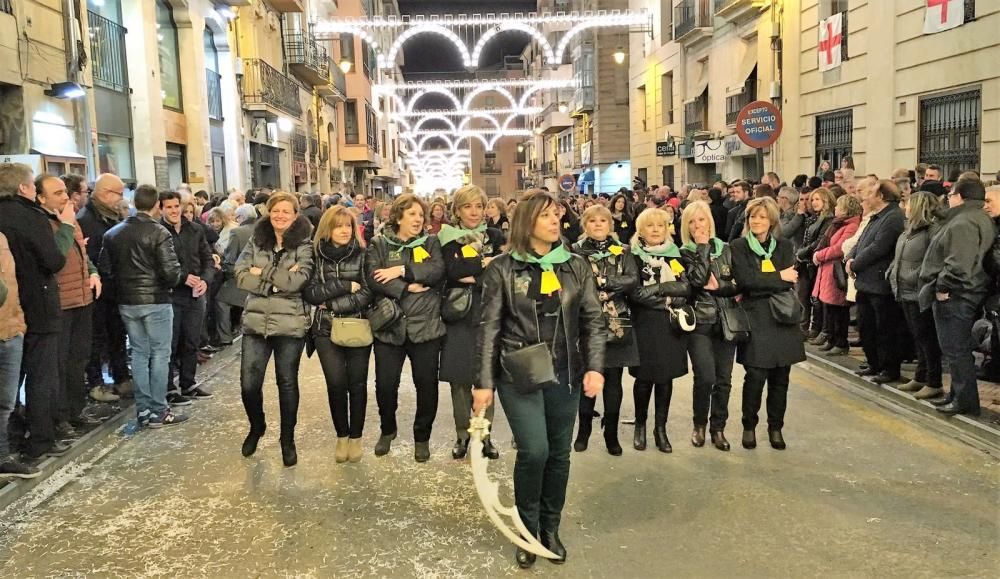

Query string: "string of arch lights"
[[315, 10, 650, 192]]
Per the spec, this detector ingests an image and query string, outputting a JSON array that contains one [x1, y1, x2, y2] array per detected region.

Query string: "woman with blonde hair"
[[811, 195, 863, 354], [366, 193, 446, 462], [731, 197, 805, 450], [207, 207, 236, 254], [628, 207, 695, 453], [679, 201, 739, 451], [236, 192, 315, 467], [797, 187, 837, 342], [571, 204, 639, 455], [303, 206, 373, 463], [485, 197, 510, 239], [438, 185, 505, 460]]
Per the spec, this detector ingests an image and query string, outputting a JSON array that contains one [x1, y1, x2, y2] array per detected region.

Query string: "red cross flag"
[[817, 13, 843, 73], [924, 0, 963, 34]]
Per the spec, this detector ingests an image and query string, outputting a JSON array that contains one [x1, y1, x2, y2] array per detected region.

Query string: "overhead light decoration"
[[277, 117, 294, 132], [45, 81, 86, 99]]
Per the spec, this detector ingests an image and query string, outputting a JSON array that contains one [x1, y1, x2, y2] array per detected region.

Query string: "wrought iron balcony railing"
[[480, 163, 502, 174], [88, 11, 129, 92], [241, 58, 302, 117], [726, 77, 756, 125], [284, 32, 330, 86], [675, 0, 712, 40]]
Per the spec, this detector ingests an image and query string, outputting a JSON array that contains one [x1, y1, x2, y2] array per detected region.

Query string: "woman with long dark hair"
[[236, 193, 314, 467], [367, 193, 446, 462], [609, 192, 634, 244], [438, 185, 505, 460], [475, 190, 605, 568], [303, 206, 373, 464], [571, 205, 639, 455]]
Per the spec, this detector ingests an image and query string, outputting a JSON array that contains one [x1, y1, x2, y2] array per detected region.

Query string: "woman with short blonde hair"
[[485, 197, 510, 239]]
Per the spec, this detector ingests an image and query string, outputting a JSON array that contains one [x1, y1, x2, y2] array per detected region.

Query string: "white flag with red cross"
[[817, 13, 844, 73], [924, 0, 964, 34]]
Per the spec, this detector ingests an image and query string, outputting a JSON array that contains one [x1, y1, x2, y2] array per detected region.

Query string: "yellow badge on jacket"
[[461, 244, 479, 258], [540, 270, 561, 295], [412, 246, 430, 263], [669, 259, 685, 276], [609, 245, 623, 256], [761, 259, 776, 273]]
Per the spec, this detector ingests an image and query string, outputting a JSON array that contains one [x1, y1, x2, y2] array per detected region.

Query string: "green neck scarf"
[[510, 244, 573, 271], [586, 239, 625, 262], [385, 234, 429, 250], [682, 237, 724, 259], [437, 223, 486, 247], [745, 233, 776, 259], [632, 240, 681, 263]]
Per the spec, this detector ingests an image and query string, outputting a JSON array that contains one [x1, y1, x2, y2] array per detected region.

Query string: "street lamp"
[[613, 46, 626, 65], [339, 58, 353, 74]]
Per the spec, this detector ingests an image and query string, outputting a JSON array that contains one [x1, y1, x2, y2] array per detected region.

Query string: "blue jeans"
[[0, 334, 24, 458], [933, 295, 982, 411], [120, 304, 174, 417]]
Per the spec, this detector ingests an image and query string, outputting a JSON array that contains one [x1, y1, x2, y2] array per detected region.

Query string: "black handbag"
[[441, 286, 473, 323], [667, 304, 697, 333], [769, 289, 803, 325], [833, 259, 848, 291], [499, 306, 560, 394], [719, 302, 751, 343], [369, 297, 402, 332]]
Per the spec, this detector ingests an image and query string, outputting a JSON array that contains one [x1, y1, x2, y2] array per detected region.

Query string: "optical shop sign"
[[694, 140, 727, 164]]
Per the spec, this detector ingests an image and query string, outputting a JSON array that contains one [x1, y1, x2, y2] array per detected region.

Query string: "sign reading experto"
[[735, 100, 783, 149]]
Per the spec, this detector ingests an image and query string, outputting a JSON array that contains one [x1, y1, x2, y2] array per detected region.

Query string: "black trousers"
[[741, 365, 791, 431], [797, 270, 818, 331], [58, 304, 94, 423], [315, 338, 372, 439], [240, 334, 304, 440], [373, 338, 441, 442], [578, 366, 624, 431], [857, 292, 903, 377], [22, 331, 60, 456], [170, 295, 206, 392], [900, 300, 943, 387], [823, 303, 851, 348], [87, 296, 130, 387], [633, 379, 672, 426], [688, 326, 736, 431]]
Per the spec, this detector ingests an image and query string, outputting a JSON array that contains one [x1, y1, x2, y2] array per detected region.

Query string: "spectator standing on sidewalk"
[[980, 186, 1000, 381], [0, 164, 77, 460], [160, 192, 215, 404], [37, 175, 102, 440], [99, 185, 188, 428], [61, 174, 89, 213], [78, 174, 129, 402], [0, 232, 39, 478], [812, 195, 862, 355], [919, 177, 994, 416]]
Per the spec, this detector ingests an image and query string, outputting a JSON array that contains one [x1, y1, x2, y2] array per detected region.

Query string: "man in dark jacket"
[[980, 186, 1000, 381], [77, 173, 130, 401], [0, 164, 76, 458], [847, 180, 906, 384], [301, 194, 323, 232], [99, 185, 188, 428], [919, 177, 995, 416], [725, 181, 750, 241], [160, 191, 215, 403]]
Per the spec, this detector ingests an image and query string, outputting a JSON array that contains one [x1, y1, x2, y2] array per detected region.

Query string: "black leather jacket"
[[99, 213, 183, 305], [478, 253, 606, 390], [365, 233, 446, 346], [681, 241, 740, 325], [303, 239, 373, 337], [571, 237, 639, 323], [162, 217, 215, 294], [628, 250, 694, 310]]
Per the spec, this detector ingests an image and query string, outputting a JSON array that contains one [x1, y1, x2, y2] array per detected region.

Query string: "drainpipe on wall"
[[66, 0, 97, 180]]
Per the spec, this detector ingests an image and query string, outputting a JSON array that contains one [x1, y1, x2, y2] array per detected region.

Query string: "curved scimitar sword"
[[468, 410, 560, 559]]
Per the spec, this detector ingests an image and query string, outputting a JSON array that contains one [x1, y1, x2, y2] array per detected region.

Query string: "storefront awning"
[[686, 60, 709, 103], [727, 44, 758, 95]]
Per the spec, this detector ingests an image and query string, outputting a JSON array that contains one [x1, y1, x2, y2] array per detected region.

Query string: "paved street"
[[0, 345, 997, 578]]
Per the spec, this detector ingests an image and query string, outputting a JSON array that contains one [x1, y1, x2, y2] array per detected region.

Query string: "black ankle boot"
[[768, 428, 786, 450], [539, 529, 567, 564], [515, 546, 537, 569], [452, 437, 469, 459], [654, 424, 672, 453], [482, 437, 499, 460], [711, 430, 731, 451], [742, 429, 757, 450], [241, 427, 265, 457], [691, 424, 706, 447], [280, 438, 297, 467], [574, 417, 592, 452], [633, 421, 646, 451]]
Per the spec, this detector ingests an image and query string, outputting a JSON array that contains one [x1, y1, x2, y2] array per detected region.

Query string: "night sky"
[[397, 1, 538, 76]]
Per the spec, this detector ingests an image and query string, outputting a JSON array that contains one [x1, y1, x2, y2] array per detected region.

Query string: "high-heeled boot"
[[280, 436, 297, 467], [573, 414, 592, 452], [603, 414, 622, 456], [653, 422, 672, 453], [633, 420, 646, 451]]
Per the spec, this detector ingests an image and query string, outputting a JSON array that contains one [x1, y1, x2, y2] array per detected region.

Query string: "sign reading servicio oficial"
[[735, 101, 783, 149]]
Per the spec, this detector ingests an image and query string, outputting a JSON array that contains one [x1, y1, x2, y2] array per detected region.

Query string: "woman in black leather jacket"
[[796, 188, 836, 340], [366, 193, 445, 463], [475, 190, 605, 569], [303, 206, 373, 464], [438, 185, 504, 461], [628, 207, 696, 454], [571, 205, 639, 455], [679, 201, 740, 451]]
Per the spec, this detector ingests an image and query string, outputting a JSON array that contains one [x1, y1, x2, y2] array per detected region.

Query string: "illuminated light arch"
[[384, 24, 473, 69], [517, 83, 552, 109], [458, 113, 502, 132], [413, 114, 458, 133], [407, 88, 462, 113], [393, 117, 413, 133], [471, 23, 555, 67], [555, 21, 611, 64], [461, 85, 517, 112], [417, 134, 459, 152]]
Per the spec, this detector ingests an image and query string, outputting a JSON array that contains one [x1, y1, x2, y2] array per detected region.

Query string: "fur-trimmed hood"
[[253, 214, 312, 251]]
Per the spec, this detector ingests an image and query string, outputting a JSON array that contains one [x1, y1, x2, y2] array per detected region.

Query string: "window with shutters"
[[814, 109, 853, 170], [919, 88, 981, 177]]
